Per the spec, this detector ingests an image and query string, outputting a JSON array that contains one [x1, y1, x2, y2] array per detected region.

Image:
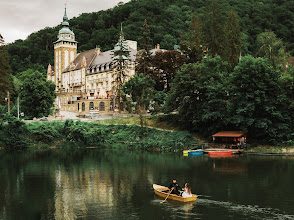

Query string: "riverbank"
[[0, 116, 198, 151], [246, 145, 294, 156]]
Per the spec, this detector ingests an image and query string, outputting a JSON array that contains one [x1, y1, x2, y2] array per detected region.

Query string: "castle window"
[[89, 102, 94, 110], [99, 102, 105, 111], [82, 102, 85, 111]]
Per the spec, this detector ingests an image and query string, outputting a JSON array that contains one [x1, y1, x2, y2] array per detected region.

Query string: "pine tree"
[[112, 26, 131, 113], [201, 0, 227, 59], [225, 9, 242, 67], [136, 19, 153, 76], [180, 12, 203, 63], [0, 43, 12, 105]]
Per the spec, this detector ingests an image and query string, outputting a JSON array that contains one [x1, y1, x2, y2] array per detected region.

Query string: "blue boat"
[[183, 149, 204, 156]]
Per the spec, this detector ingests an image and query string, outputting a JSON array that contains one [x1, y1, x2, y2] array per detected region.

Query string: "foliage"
[[136, 19, 153, 76], [121, 74, 155, 127], [166, 56, 230, 136], [0, 46, 12, 105], [20, 70, 56, 119], [0, 115, 29, 148], [152, 50, 185, 91], [180, 12, 203, 63], [112, 28, 131, 112], [6, 0, 294, 75], [227, 56, 291, 143], [225, 9, 242, 67], [256, 31, 288, 70], [201, 0, 227, 59]]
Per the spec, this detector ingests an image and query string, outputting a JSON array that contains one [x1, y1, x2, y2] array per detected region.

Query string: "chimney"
[[96, 47, 101, 55]]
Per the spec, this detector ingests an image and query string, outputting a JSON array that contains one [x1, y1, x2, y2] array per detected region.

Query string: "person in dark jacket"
[[168, 179, 182, 196]]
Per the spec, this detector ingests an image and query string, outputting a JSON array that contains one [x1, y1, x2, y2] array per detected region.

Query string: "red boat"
[[208, 151, 232, 157]]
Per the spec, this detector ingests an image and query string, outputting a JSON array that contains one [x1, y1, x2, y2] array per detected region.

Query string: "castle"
[[47, 8, 135, 114], [47, 8, 165, 115]]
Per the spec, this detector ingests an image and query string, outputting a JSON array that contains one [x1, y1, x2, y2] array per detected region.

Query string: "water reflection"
[[0, 149, 293, 220]]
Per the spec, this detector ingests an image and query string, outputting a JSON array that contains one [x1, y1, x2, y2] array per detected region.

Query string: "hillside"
[[6, 0, 294, 74]]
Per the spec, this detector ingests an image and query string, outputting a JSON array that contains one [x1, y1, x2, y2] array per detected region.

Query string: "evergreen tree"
[[0, 44, 12, 105], [225, 9, 242, 67], [136, 19, 153, 76], [112, 26, 131, 113], [180, 12, 203, 63], [201, 0, 227, 59]]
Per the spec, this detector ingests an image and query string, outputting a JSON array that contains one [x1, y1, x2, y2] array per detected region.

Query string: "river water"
[[0, 149, 293, 220]]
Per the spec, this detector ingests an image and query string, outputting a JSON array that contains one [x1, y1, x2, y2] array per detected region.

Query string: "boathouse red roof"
[[212, 131, 246, 138]]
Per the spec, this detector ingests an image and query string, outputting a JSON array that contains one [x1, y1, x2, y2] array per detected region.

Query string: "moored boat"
[[183, 149, 203, 156], [208, 151, 232, 157], [153, 184, 197, 202]]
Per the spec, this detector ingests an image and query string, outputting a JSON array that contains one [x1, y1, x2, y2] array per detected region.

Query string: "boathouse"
[[212, 131, 247, 148]]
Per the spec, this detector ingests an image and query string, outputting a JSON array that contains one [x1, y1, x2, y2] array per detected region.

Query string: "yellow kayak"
[[153, 184, 197, 202]]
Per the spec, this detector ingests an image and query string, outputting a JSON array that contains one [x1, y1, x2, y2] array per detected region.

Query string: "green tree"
[[201, 0, 227, 59], [121, 74, 155, 128], [180, 12, 203, 63], [136, 19, 153, 76], [225, 9, 242, 67], [228, 56, 291, 143], [20, 70, 56, 119], [166, 56, 230, 136], [0, 45, 12, 105], [256, 31, 288, 70], [112, 27, 131, 113]]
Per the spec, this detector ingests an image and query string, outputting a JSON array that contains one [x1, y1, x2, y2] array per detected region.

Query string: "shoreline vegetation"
[[0, 114, 293, 154], [0, 115, 198, 151]]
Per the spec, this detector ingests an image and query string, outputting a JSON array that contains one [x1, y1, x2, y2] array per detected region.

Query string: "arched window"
[[120, 102, 124, 111], [99, 102, 105, 111], [82, 102, 85, 111], [89, 102, 94, 110], [78, 103, 80, 111]]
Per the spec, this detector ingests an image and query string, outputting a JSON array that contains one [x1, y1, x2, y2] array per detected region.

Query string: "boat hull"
[[208, 151, 232, 157], [183, 149, 203, 156], [153, 184, 197, 202]]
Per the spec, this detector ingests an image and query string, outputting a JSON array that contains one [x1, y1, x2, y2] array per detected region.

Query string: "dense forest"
[[5, 0, 294, 74]]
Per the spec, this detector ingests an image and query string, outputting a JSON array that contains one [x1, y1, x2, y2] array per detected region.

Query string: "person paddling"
[[168, 179, 182, 196]]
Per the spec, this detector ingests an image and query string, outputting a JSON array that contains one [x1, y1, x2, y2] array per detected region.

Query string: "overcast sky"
[[0, 0, 130, 43]]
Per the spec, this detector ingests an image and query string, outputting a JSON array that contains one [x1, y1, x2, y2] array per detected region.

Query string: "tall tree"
[[0, 44, 12, 105], [225, 9, 242, 67], [227, 56, 290, 142], [180, 12, 204, 63], [201, 0, 227, 59], [152, 50, 185, 91], [0, 34, 4, 46], [136, 19, 153, 76], [256, 31, 288, 70], [112, 27, 131, 113], [20, 70, 56, 118], [165, 56, 230, 136], [121, 73, 155, 128]]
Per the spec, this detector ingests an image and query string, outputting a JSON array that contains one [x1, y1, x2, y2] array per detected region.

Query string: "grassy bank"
[[99, 114, 207, 144], [0, 116, 198, 151]]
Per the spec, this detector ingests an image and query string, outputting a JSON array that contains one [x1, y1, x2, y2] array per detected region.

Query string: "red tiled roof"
[[212, 131, 246, 137]]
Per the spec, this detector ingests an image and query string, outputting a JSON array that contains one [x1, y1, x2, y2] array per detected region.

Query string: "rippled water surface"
[[0, 149, 293, 220]]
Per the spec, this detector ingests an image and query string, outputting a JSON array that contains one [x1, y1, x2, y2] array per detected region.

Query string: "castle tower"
[[54, 6, 77, 91]]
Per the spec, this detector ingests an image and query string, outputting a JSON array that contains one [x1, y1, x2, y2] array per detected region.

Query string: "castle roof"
[[63, 48, 97, 72]]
